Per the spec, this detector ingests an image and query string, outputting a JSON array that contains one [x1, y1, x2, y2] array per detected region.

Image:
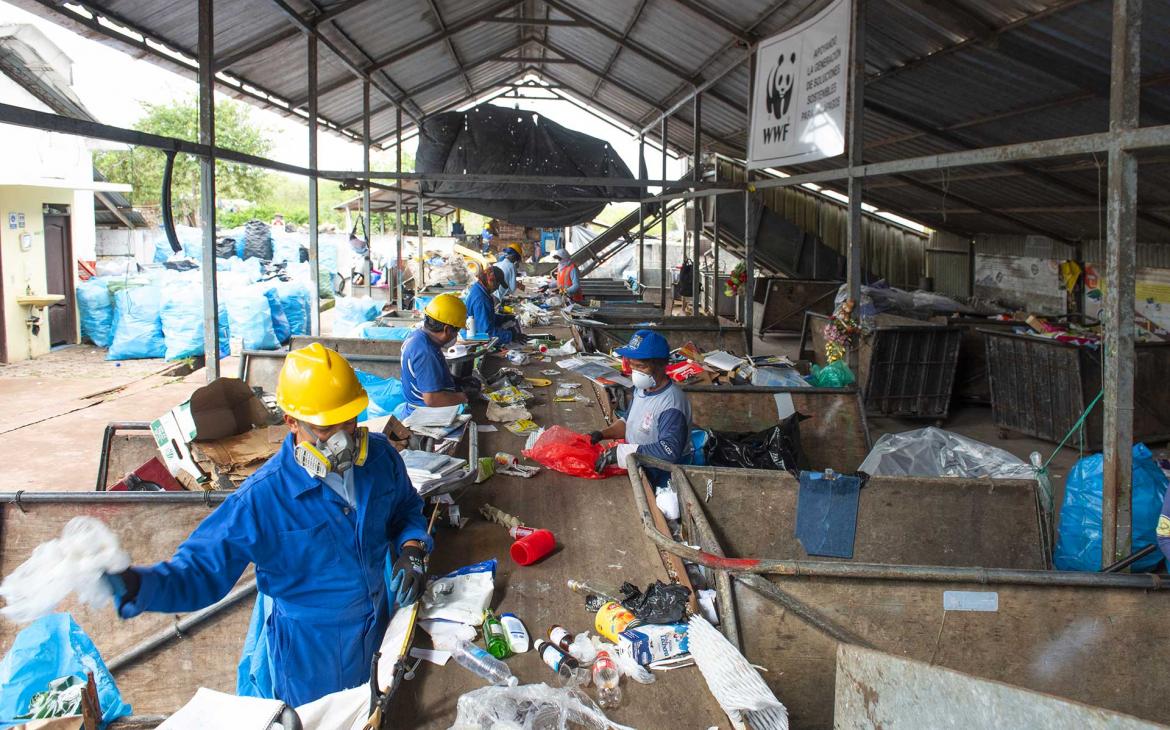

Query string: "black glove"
[[456, 375, 483, 399], [588, 430, 604, 445], [594, 447, 617, 474], [105, 568, 141, 607], [389, 544, 427, 607]]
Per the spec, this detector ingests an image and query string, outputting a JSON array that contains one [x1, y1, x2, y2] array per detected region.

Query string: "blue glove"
[[388, 545, 426, 607]]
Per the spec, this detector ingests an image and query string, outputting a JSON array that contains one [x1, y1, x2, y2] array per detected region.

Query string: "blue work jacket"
[[118, 431, 432, 706], [463, 281, 512, 344], [399, 327, 456, 417]]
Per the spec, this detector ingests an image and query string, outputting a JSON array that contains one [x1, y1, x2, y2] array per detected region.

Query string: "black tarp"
[[415, 107, 639, 227]]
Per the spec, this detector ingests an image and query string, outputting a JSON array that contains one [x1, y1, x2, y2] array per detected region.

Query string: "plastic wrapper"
[[450, 683, 633, 730], [703, 414, 805, 472], [0, 614, 131, 727], [107, 285, 165, 360], [333, 296, 380, 337], [522, 426, 626, 480], [77, 278, 114, 348], [835, 281, 975, 323], [1055, 443, 1168, 572], [227, 291, 279, 351], [810, 360, 855, 387], [858, 427, 1033, 480], [688, 615, 787, 730], [229, 256, 263, 282], [354, 324, 414, 340], [0, 517, 129, 623], [751, 365, 809, 388], [354, 369, 405, 419], [619, 580, 691, 624], [159, 286, 230, 361]]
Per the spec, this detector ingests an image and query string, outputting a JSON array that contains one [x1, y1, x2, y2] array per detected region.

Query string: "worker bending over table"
[[591, 330, 693, 484], [464, 265, 523, 343], [105, 344, 432, 707], [493, 243, 524, 303], [399, 293, 470, 417]]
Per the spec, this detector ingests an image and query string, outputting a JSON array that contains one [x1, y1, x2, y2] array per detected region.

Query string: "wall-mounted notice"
[[748, 0, 853, 168]]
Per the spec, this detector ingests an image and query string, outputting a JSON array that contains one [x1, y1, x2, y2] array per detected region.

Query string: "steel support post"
[[712, 159, 720, 324], [846, 0, 866, 369], [361, 79, 372, 297], [418, 193, 426, 290], [743, 52, 756, 354], [660, 116, 669, 316], [307, 33, 321, 336], [1102, 0, 1142, 566], [197, 0, 219, 381], [691, 94, 702, 308], [395, 107, 404, 310], [638, 134, 645, 286]]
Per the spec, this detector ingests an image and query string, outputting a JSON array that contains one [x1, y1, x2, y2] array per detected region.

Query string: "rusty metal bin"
[[568, 314, 749, 354], [757, 278, 840, 336], [801, 312, 961, 419], [985, 330, 1170, 448]]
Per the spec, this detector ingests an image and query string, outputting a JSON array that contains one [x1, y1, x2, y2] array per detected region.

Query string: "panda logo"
[[765, 51, 797, 120]]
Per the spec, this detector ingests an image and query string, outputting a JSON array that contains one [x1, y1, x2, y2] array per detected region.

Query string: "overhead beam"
[[424, 0, 476, 96], [367, 0, 524, 73], [481, 16, 586, 26], [530, 38, 667, 112], [589, 0, 650, 100], [664, 0, 756, 44]]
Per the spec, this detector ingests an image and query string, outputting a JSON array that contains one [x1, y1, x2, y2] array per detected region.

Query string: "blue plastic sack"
[[77, 278, 114, 348], [227, 292, 279, 351], [355, 368, 405, 419], [1055, 443, 1168, 571], [357, 324, 414, 341], [230, 257, 263, 283], [160, 286, 230, 360], [108, 286, 165, 360], [333, 296, 380, 337], [257, 285, 291, 345], [236, 593, 275, 699], [0, 613, 131, 728], [275, 281, 311, 336]]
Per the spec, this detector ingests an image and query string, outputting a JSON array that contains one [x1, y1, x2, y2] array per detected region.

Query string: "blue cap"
[[615, 329, 670, 359]]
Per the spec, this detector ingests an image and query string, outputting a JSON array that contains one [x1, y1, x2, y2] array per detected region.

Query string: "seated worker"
[[105, 344, 432, 707], [493, 243, 525, 303], [591, 330, 692, 483], [553, 247, 583, 302], [464, 265, 521, 344], [399, 293, 470, 416]]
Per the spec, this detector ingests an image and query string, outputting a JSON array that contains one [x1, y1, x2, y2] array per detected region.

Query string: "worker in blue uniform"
[[464, 265, 520, 344], [493, 243, 524, 303], [398, 293, 471, 418], [591, 330, 692, 484], [105, 344, 433, 707]]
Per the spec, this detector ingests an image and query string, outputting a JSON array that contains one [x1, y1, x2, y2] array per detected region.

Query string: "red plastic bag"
[[522, 426, 627, 479]]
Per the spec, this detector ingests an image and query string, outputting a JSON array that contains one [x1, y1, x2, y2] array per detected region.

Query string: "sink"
[[16, 294, 65, 307]]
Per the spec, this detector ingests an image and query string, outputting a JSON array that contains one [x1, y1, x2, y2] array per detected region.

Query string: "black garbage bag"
[[703, 413, 807, 471], [215, 237, 237, 258], [620, 581, 691, 624], [243, 219, 273, 260]]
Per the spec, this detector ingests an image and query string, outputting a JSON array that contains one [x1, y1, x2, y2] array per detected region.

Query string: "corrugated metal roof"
[[14, 0, 1170, 241]]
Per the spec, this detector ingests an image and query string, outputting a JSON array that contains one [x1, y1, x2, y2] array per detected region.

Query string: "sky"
[[0, 0, 683, 184]]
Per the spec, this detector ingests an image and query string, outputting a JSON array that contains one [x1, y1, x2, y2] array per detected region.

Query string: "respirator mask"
[[631, 371, 657, 391], [293, 425, 369, 479]]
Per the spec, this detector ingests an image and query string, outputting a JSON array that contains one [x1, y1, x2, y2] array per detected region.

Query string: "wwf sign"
[[748, 0, 852, 168]]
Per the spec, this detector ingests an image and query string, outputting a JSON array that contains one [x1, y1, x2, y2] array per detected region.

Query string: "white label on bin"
[[943, 591, 998, 612], [774, 393, 796, 420]]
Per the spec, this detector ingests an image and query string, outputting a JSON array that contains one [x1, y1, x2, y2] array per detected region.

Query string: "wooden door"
[[43, 215, 76, 347]]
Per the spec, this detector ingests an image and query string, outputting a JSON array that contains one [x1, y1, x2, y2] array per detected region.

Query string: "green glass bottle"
[[483, 610, 512, 660]]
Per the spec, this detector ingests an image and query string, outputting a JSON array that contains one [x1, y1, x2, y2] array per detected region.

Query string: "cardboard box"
[[617, 623, 690, 666], [152, 378, 280, 486]]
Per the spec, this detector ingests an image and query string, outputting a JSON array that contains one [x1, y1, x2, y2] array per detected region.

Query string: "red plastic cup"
[[510, 529, 556, 566]]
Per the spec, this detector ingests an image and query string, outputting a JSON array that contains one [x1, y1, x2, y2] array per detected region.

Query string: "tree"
[[95, 97, 272, 225]]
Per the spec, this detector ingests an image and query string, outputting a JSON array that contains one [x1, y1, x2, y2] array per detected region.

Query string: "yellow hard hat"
[[424, 293, 467, 328], [505, 243, 523, 256], [276, 343, 368, 426]]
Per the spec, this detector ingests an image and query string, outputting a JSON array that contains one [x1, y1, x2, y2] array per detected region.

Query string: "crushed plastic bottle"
[[447, 639, 518, 686], [592, 650, 622, 709]]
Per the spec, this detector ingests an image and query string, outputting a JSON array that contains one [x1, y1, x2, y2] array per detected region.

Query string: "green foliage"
[[95, 97, 272, 225]]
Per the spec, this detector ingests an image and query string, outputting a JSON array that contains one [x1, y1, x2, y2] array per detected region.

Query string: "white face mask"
[[631, 370, 657, 391]]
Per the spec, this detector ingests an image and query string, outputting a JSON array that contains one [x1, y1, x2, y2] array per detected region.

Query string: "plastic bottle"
[[534, 639, 579, 674], [483, 610, 511, 659], [548, 624, 574, 652], [500, 612, 530, 653], [448, 639, 518, 686], [508, 524, 537, 539], [465, 315, 476, 339], [592, 650, 622, 709]]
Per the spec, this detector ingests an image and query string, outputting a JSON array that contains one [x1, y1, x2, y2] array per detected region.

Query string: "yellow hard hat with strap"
[[424, 292, 468, 328], [505, 242, 523, 257], [276, 343, 369, 426]]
